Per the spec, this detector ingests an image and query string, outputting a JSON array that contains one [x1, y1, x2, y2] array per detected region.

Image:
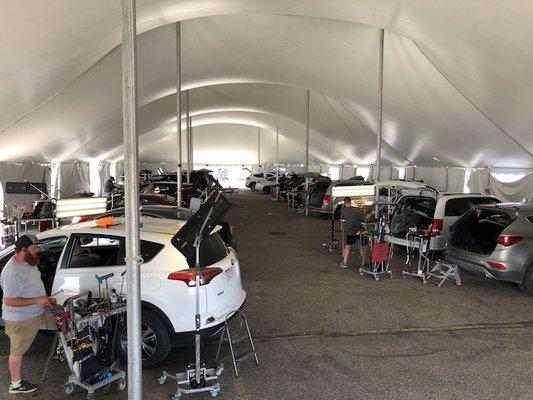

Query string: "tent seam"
[[412, 42, 533, 160]]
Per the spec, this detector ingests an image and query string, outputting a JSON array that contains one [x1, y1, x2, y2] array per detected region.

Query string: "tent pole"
[[375, 28, 385, 182], [257, 127, 261, 173], [121, 1, 142, 400], [276, 115, 280, 182], [189, 116, 194, 170], [186, 90, 191, 183], [305, 89, 310, 173], [176, 21, 182, 206]]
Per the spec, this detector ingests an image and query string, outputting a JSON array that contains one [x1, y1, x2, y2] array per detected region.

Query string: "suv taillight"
[[497, 235, 523, 247], [430, 219, 443, 234], [168, 267, 223, 286], [323, 194, 332, 205]]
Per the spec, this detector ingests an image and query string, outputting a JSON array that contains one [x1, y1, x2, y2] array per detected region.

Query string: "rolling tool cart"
[[358, 220, 393, 281], [402, 228, 433, 283], [43, 289, 126, 399], [322, 213, 345, 254], [159, 191, 231, 399]]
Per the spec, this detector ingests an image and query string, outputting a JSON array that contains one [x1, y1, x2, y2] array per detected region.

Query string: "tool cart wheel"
[[117, 378, 127, 392], [210, 387, 220, 397], [64, 383, 75, 395], [86, 392, 96, 400], [374, 276, 379, 281], [157, 375, 167, 385], [171, 392, 182, 400]]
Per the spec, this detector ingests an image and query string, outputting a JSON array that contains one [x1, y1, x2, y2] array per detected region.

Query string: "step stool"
[[426, 261, 462, 287], [215, 310, 259, 378]]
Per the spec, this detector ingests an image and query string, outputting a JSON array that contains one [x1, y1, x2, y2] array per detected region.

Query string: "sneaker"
[[9, 380, 38, 394], [340, 262, 348, 268]]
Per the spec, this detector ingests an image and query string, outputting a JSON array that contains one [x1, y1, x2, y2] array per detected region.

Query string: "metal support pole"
[[186, 90, 191, 183], [121, 1, 142, 399], [375, 28, 385, 182], [189, 116, 194, 170], [305, 89, 310, 173], [445, 166, 449, 192], [176, 22, 182, 206], [257, 127, 261, 173], [276, 115, 280, 182]]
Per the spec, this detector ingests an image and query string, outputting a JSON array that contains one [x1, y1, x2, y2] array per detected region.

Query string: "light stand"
[[159, 191, 230, 399]]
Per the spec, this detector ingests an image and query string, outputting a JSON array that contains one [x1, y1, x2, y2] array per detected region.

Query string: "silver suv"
[[446, 203, 533, 295]]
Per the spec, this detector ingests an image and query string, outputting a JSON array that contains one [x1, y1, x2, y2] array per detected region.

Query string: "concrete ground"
[[1, 191, 532, 399]]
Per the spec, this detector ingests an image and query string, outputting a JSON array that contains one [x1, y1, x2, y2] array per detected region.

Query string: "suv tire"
[[116, 309, 172, 368], [518, 265, 533, 296]]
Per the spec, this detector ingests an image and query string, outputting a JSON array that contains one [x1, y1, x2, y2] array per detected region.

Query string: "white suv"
[[245, 173, 275, 190], [0, 218, 246, 367], [389, 192, 501, 251]]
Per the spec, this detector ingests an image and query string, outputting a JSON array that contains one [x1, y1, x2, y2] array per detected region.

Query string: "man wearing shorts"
[[1, 235, 51, 394], [340, 197, 368, 268]]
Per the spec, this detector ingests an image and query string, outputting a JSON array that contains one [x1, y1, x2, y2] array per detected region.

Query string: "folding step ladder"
[[215, 310, 259, 378], [426, 260, 462, 287]]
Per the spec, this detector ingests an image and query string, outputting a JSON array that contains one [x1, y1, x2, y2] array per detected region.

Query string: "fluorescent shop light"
[[331, 185, 376, 197], [55, 197, 107, 218]]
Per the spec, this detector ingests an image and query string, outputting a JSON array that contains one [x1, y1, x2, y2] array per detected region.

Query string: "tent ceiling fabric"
[[0, 2, 532, 167]]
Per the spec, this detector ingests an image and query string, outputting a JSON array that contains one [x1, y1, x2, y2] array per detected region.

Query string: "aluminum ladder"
[[215, 310, 259, 378]]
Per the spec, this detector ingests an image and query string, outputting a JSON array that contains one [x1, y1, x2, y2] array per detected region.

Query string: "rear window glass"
[[140, 240, 164, 263], [395, 197, 436, 217], [445, 197, 500, 217], [526, 216, 533, 223], [178, 234, 228, 269]]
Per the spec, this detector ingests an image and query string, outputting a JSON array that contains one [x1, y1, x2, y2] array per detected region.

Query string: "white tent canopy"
[[1, 1, 532, 168]]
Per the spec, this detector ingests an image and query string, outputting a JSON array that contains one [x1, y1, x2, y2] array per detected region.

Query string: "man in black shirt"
[[340, 197, 369, 268]]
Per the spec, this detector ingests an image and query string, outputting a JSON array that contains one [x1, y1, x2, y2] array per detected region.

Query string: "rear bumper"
[[445, 251, 523, 283], [386, 235, 444, 251], [170, 297, 246, 345], [307, 205, 332, 214]]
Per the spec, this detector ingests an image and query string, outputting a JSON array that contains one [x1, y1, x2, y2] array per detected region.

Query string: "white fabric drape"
[[489, 170, 533, 202], [60, 162, 90, 197], [414, 167, 447, 191], [447, 168, 466, 193]]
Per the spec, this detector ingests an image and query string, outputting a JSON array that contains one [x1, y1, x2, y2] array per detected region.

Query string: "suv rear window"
[[176, 233, 229, 268], [141, 241, 165, 263], [445, 197, 500, 217], [198, 234, 228, 268]]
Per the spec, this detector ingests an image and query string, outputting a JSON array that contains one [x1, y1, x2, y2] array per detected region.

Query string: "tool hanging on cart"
[[159, 190, 231, 399], [402, 228, 433, 283], [322, 211, 345, 254], [42, 286, 127, 400], [358, 218, 393, 281]]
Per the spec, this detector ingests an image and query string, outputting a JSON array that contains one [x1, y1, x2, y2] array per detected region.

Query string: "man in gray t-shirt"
[[0, 235, 50, 394], [340, 197, 370, 268]]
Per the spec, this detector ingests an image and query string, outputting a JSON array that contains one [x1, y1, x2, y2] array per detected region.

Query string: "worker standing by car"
[[340, 197, 370, 268], [0, 235, 51, 394]]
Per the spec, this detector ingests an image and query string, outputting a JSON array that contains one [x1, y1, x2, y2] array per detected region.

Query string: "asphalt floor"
[[1, 191, 531, 399]]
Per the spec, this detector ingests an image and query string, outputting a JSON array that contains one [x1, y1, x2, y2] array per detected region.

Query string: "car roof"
[[46, 217, 186, 238], [476, 202, 533, 213], [438, 193, 499, 199]]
